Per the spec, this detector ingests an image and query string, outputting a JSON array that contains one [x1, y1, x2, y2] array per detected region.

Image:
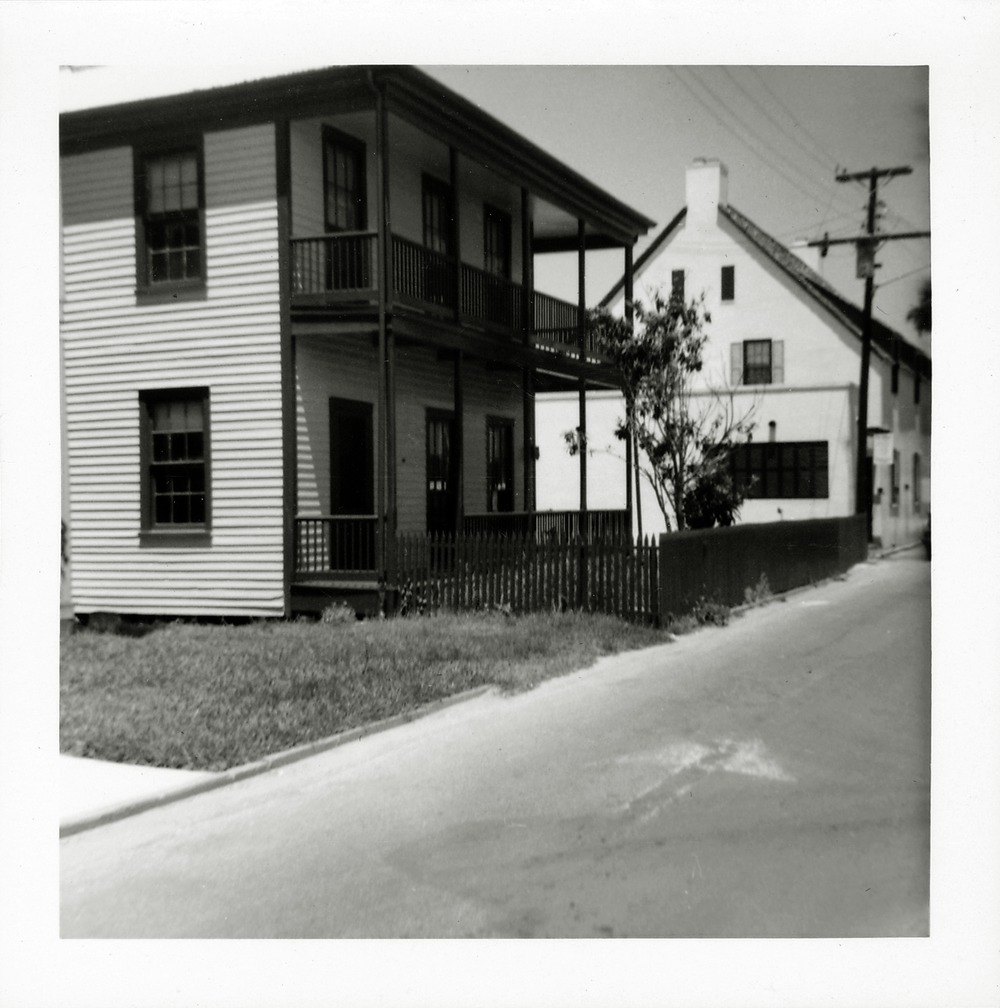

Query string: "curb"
[[60, 684, 496, 838]]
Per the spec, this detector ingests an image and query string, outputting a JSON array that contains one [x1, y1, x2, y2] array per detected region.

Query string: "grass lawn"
[[61, 612, 671, 771]]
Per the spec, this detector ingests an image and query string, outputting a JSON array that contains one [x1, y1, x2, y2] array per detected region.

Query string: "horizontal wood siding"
[[61, 125, 285, 617], [295, 333, 379, 515], [295, 335, 524, 533]]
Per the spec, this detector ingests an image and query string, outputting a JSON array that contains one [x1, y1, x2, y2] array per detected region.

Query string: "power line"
[[722, 67, 839, 179], [747, 67, 846, 170], [672, 68, 851, 215]]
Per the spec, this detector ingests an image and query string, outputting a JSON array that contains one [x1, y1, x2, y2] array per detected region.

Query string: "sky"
[[423, 65, 931, 343], [57, 62, 931, 341]]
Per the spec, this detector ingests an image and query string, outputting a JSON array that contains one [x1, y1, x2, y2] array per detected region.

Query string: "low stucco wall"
[[658, 515, 868, 619]]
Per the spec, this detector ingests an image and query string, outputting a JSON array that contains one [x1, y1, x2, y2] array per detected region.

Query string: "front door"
[[329, 398, 374, 569], [426, 411, 457, 535]]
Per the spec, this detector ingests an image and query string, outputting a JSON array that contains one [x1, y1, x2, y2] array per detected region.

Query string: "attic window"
[[721, 265, 735, 301]]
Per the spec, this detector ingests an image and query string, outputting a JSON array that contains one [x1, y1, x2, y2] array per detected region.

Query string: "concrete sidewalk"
[[60, 755, 223, 835]]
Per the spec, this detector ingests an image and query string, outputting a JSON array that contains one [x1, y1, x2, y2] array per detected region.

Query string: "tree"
[[906, 278, 931, 336], [577, 290, 755, 532]]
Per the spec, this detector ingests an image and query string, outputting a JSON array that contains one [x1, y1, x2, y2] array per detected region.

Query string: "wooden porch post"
[[521, 188, 536, 514], [577, 219, 588, 537], [450, 145, 462, 324], [374, 79, 396, 584], [454, 350, 465, 534], [623, 242, 635, 540]]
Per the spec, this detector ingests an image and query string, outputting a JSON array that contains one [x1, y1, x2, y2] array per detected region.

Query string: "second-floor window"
[[138, 147, 203, 287], [422, 175, 454, 257], [323, 128, 366, 232], [484, 205, 512, 279], [732, 339, 785, 385]]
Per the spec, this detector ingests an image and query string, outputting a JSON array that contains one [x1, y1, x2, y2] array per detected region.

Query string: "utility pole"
[[807, 166, 929, 523]]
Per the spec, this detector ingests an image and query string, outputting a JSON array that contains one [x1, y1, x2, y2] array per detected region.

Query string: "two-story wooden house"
[[60, 66, 654, 619]]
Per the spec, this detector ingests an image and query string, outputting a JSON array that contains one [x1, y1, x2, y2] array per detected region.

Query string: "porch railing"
[[462, 509, 630, 542], [290, 231, 608, 363], [291, 232, 378, 297], [295, 515, 378, 575], [392, 234, 455, 309]]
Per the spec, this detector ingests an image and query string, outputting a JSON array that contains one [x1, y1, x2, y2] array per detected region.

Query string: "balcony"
[[290, 232, 608, 363]]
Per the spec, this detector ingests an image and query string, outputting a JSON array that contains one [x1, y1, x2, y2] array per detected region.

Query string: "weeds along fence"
[[394, 533, 660, 624]]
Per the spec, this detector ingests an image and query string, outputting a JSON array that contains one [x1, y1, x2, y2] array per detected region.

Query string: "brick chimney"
[[685, 158, 729, 229]]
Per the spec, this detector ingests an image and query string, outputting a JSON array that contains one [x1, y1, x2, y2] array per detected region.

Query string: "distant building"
[[537, 158, 931, 548], [60, 66, 653, 619]]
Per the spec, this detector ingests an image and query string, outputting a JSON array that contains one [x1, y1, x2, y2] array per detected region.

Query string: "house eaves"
[[720, 204, 931, 381], [60, 65, 655, 250], [598, 199, 929, 381]]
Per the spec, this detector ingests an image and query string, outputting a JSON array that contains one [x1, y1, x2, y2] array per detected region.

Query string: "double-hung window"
[[422, 175, 454, 257], [484, 206, 512, 279], [732, 339, 784, 385], [140, 388, 210, 540], [486, 417, 515, 513], [671, 269, 685, 302], [136, 146, 204, 291], [323, 127, 366, 232]]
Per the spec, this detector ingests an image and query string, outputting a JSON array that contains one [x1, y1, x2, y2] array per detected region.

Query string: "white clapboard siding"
[[62, 124, 287, 617]]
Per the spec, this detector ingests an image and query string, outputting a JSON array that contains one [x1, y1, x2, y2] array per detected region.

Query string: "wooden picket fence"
[[393, 533, 660, 625]]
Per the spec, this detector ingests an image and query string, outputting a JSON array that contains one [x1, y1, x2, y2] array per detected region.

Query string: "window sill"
[[136, 281, 207, 306], [140, 529, 212, 548]]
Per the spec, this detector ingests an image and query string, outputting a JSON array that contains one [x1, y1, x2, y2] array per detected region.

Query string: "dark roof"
[[601, 200, 931, 381], [61, 65, 655, 248]]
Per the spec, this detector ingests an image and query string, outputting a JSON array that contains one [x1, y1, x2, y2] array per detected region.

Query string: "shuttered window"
[[730, 441, 829, 499], [731, 339, 784, 385], [137, 147, 204, 288]]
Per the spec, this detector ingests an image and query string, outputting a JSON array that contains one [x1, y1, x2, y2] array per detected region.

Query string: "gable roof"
[[602, 201, 930, 381]]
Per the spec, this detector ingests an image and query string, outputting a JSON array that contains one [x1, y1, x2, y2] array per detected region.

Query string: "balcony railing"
[[291, 232, 378, 298], [290, 231, 607, 363]]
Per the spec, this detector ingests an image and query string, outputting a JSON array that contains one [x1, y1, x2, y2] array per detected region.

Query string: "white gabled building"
[[537, 158, 931, 549]]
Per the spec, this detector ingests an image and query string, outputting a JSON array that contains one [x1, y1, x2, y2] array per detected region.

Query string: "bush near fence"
[[657, 514, 868, 621]]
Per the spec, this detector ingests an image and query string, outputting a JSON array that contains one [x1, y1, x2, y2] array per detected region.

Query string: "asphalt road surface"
[[61, 550, 930, 938]]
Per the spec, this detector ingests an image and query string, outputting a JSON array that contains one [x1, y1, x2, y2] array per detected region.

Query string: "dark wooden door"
[[329, 398, 374, 515], [426, 412, 456, 534]]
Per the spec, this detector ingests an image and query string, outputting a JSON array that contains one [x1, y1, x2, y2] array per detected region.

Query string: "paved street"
[[61, 551, 930, 938]]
